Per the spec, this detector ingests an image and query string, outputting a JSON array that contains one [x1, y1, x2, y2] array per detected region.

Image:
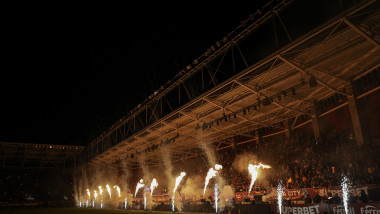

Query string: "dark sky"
[[1, 3, 268, 146]]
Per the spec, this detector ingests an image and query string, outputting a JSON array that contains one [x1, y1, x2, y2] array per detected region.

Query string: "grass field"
[[0, 208, 213, 214]]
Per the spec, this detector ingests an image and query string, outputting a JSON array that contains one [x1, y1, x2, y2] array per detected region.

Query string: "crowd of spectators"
[[218, 130, 380, 192], [127, 129, 380, 202]]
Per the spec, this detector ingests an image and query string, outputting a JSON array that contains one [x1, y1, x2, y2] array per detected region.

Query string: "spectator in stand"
[[333, 193, 341, 204], [313, 193, 321, 203], [304, 194, 312, 204], [359, 190, 368, 203]]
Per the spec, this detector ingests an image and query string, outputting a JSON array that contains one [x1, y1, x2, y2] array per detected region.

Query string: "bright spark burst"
[[135, 179, 144, 198], [106, 184, 111, 198], [248, 163, 271, 194], [342, 175, 350, 214], [172, 172, 186, 212], [94, 190, 98, 200], [214, 183, 219, 213], [173, 172, 186, 194], [98, 186, 103, 195], [150, 178, 158, 196], [86, 189, 90, 199], [203, 164, 223, 195], [113, 185, 121, 197], [277, 181, 284, 214]]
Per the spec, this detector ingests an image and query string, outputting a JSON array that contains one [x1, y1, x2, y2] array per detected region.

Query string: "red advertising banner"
[[270, 203, 380, 214], [145, 185, 379, 203], [263, 184, 380, 201]]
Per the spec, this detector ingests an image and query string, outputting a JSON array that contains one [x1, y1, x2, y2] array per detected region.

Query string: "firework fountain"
[[203, 164, 222, 195], [86, 189, 90, 208], [106, 184, 111, 199], [150, 178, 158, 196], [98, 186, 103, 208], [248, 163, 271, 194], [172, 172, 186, 212], [277, 181, 284, 214], [93, 190, 97, 208], [135, 179, 144, 198], [113, 185, 121, 197], [342, 175, 350, 214], [214, 183, 219, 213]]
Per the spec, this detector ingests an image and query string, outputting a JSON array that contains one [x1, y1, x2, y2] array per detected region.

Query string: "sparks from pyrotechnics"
[[93, 190, 98, 208], [86, 189, 90, 208], [113, 185, 121, 197], [172, 172, 186, 212], [98, 186, 103, 208], [203, 164, 223, 195], [124, 198, 127, 209], [214, 183, 219, 213], [144, 192, 147, 210], [277, 181, 284, 214], [342, 175, 350, 214], [135, 179, 144, 198], [248, 163, 271, 194], [150, 178, 158, 196], [106, 184, 111, 198]]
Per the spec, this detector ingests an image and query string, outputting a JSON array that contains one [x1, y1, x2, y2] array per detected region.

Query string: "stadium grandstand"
[[1, 0, 379, 213]]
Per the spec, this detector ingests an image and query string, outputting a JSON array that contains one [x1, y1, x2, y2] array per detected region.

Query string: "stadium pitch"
[[0, 208, 212, 214]]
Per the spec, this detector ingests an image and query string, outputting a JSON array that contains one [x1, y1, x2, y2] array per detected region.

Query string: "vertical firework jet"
[[98, 186, 103, 208], [204, 164, 223, 195], [172, 172, 186, 212], [94, 190, 98, 208], [277, 182, 284, 214], [98, 186, 103, 195], [86, 189, 90, 208], [135, 179, 144, 197], [106, 184, 111, 198], [342, 175, 350, 214], [113, 185, 121, 197], [214, 183, 219, 213], [248, 163, 271, 194], [150, 178, 158, 196]]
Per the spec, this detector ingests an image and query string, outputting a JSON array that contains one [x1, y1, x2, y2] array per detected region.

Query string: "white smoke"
[[218, 185, 235, 212]]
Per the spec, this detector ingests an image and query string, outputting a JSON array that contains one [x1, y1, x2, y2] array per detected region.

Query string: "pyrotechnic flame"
[[214, 183, 219, 213], [203, 164, 223, 195], [215, 164, 222, 170], [98, 186, 103, 195], [150, 178, 158, 196], [173, 172, 186, 194], [113, 185, 121, 197], [277, 181, 284, 214], [86, 189, 90, 198], [135, 179, 144, 198], [172, 172, 186, 212], [94, 190, 98, 200], [342, 175, 350, 214], [106, 184, 111, 198], [248, 163, 271, 194]]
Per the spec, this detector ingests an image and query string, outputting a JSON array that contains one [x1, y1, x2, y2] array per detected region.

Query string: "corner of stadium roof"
[[0, 142, 85, 170], [79, 0, 380, 170]]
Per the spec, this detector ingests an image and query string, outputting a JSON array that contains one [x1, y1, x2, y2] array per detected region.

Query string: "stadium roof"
[[82, 0, 380, 169]]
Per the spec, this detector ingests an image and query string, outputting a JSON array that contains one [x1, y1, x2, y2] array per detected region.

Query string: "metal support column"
[[311, 102, 321, 140], [347, 82, 366, 146]]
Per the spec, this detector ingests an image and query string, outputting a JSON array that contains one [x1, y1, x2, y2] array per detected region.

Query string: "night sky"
[[1, 3, 268, 146]]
